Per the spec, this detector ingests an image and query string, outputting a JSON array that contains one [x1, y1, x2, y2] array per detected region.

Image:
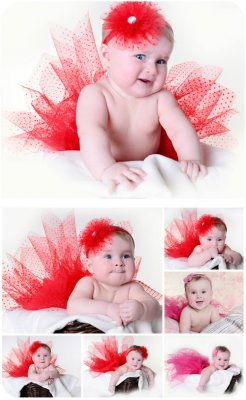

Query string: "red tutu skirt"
[[84, 336, 134, 373], [7, 15, 236, 156]]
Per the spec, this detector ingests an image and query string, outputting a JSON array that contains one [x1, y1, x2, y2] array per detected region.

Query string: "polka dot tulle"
[[7, 15, 236, 154]]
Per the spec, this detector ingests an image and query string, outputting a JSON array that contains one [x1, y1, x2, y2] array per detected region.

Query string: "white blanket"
[[3, 308, 162, 334], [168, 366, 241, 396], [83, 369, 148, 397], [165, 255, 242, 270], [2, 374, 80, 397], [3, 143, 241, 198]]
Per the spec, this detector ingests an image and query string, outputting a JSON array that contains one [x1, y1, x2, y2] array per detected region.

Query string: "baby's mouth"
[[196, 301, 204, 306], [138, 78, 152, 85]]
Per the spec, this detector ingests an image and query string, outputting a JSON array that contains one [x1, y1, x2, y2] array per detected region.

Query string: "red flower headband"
[[29, 341, 49, 355], [102, 1, 169, 47], [196, 215, 227, 236], [79, 218, 134, 257], [126, 345, 148, 359]]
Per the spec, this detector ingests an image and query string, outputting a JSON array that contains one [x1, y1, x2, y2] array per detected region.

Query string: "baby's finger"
[[199, 164, 207, 177], [107, 180, 117, 194], [190, 163, 200, 183], [118, 175, 138, 191], [129, 167, 147, 177], [180, 160, 188, 173], [123, 169, 145, 184]]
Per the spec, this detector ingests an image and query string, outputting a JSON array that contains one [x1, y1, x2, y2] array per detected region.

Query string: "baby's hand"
[[106, 303, 122, 326], [47, 378, 54, 385], [101, 162, 146, 193], [108, 384, 115, 394], [197, 384, 205, 392], [180, 160, 207, 182], [119, 299, 144, 325], [209, 247, 219, 258], [222, 254, 234, 264]]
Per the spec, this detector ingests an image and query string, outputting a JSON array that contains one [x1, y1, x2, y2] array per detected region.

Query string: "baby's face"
[[32, 347, 51, 369], [102, 34, 173, 98], [87, 234, 135, 287], [185, 278, 212, 310], [126, 350, 144, 370], [199, 227, 226, 253], [213, 351, 230, 370]]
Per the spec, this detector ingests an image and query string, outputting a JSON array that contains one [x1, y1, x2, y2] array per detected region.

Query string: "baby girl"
[[28, 342, 60, 385], [67, 219, 161, 326], [188, 215, 243, 267], [77, 2, 206, 191], [109, 345, 155, 393], [179, 274, 220, 333], [197, 346, 231, 392]]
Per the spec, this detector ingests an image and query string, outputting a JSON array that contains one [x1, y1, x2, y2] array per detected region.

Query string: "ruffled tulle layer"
[[166, 348, 210, 382], [2, 213, 89, 310], [7, 15, 236, 156], [84, 336, 134, 373]]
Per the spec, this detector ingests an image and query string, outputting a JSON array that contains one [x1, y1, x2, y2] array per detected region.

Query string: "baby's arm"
[[158, 90, 207, 182], [28, 364, 43, 382], [108, 365, 127, 393], [119, 282, 161, 325], [222, 245, 243, 266], [210, 306, 221, 323], [179, 307, 193, 333], [77, 85, 146, 191], [141, 365, 155, 388], [66, 277, 122, 326], [197, 365, 215, 392], [188, 245, 219, 267]]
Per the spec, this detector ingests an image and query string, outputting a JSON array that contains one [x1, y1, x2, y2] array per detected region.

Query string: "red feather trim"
[[196, 215, 227, 236], [103, 2, 168, 46], [126, 345, 148, 359], [79, 218, 133, 256]]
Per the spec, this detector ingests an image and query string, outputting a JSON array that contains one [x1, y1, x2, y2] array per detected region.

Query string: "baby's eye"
[[156, 59, 166, 65], [123, 254, 131, 259], [207, 238, 212, 241], [135, 54, 145, 61], [191, 291, 196, 295], [202, 290, 206, 294], [104, 254, 112, 259]]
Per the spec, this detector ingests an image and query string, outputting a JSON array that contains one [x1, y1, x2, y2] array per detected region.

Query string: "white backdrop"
[[2, 207, 163, 293]]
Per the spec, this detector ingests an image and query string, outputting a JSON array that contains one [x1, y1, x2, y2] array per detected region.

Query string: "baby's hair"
[[29, 341, 51, 356], [184, 273, 212, 289], [126, 345, 148, 359], [212, 346, 230, 358]]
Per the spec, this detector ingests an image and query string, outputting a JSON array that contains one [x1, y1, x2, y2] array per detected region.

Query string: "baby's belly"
[[111, 136, 160, 161]]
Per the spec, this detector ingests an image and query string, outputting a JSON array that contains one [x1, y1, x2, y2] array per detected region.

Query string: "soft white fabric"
[[168, 366, 241, 396], [83, 369, 148, 397], [3, 308, 162, 334], [165, 255, 242, 270], [2, 374, 80, 397], [3, 144, 241, 199]]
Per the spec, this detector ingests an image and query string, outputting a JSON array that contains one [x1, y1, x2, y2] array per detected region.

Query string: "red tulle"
[[2, 213, 90, 310], [166, 349, 210, 382], [79, 218, 132, 256], [3, 338, 59, 378], [2, 213, 162, 311], [7, 15, 236, 155], [165, 295, 227, 322], [102, 2, 167, 46], [196, 215, 226, 236], [84, 336, 134, 373], [165, 210, 200, 259]]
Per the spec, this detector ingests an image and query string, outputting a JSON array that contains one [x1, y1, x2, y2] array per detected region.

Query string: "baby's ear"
[[86, 259, 94, 274], [100, 44, 110, 69]]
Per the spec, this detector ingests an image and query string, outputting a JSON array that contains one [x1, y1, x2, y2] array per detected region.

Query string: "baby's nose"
[[114, 257, 124, 266], [146, 61, 157, 75]]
